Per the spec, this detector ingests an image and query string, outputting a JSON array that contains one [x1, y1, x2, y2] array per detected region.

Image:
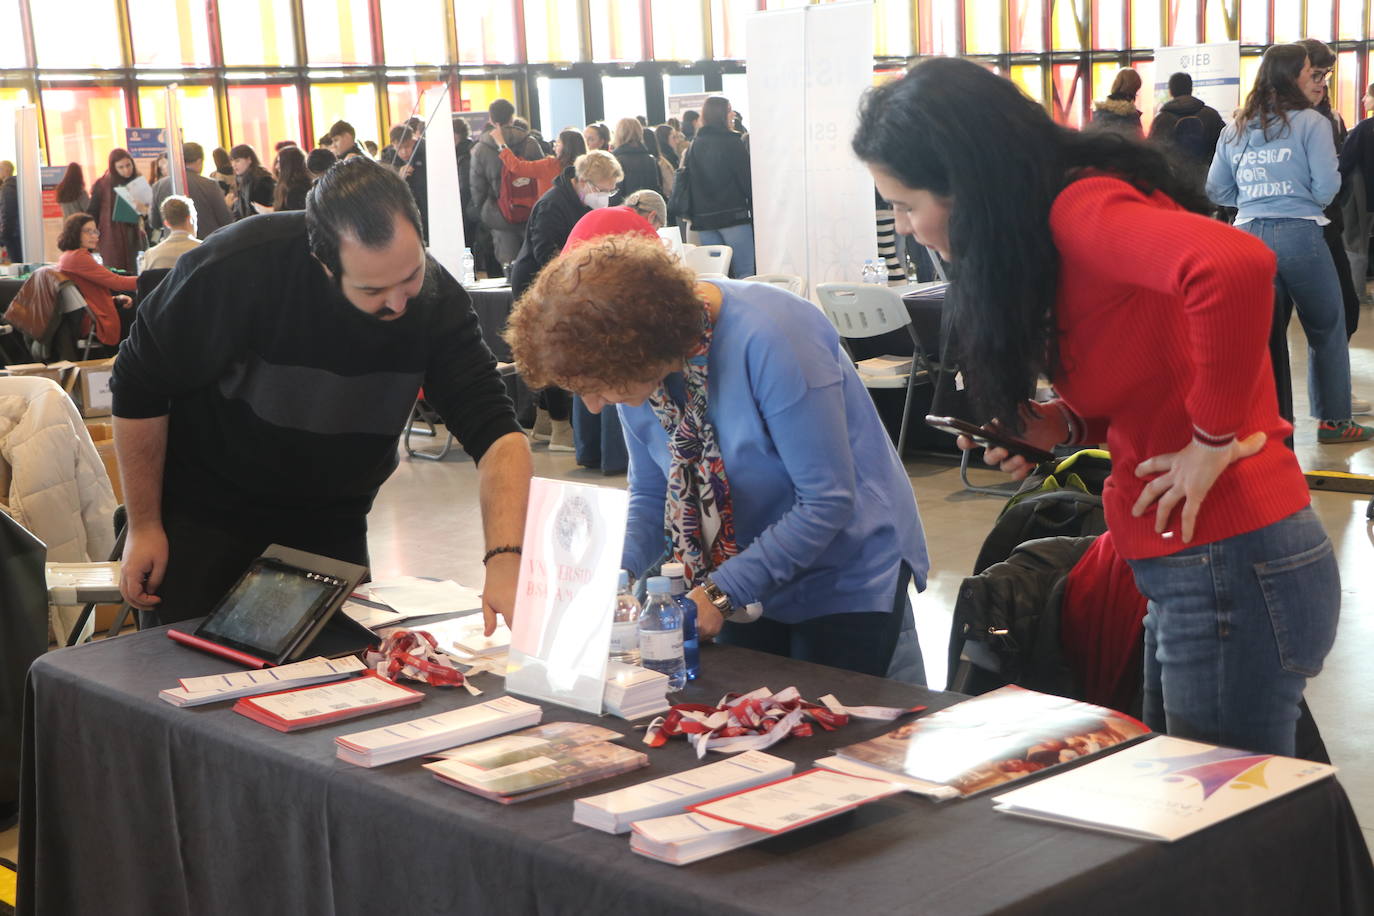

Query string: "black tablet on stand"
[[167, 544, 378, 668]]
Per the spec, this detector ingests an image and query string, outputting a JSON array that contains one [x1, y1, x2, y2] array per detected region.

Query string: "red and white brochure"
[[687, 768, 902, 835], [233, 671, 423, 733]]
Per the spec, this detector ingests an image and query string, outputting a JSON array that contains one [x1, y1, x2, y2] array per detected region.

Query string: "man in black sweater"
[[111, 158, 531, 635]]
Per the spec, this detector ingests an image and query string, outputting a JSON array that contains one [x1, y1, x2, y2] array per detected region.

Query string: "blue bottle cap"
[[645, 576, 670, 594]]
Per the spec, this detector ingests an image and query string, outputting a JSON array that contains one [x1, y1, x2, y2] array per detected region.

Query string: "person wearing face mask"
[[507, 150, 624, 450], [110, 159, 531, 637], [87, 148, 144, 273]]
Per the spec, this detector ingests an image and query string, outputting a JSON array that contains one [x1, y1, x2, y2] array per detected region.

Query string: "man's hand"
[[114, 294, 133, 309], [1131, 432, 1267, 542], [481, 552, 520, 636], [120, 523, 168, 610], [687, 586, 725, 639]]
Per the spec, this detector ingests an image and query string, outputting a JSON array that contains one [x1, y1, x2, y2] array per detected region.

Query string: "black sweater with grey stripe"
[[112, 211, 520, 539]]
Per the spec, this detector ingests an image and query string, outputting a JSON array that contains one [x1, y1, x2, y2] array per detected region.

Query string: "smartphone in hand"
[[925, 415, 1057, 465]]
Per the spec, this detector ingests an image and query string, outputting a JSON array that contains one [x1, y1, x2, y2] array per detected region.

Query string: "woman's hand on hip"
[[1131, 432, 1267, 542]]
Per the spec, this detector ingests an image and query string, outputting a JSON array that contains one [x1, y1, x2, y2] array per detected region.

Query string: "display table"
[[19, 626, 1374, 916]]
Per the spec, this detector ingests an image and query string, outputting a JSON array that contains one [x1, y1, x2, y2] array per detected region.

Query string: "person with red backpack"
[[469, 98, 546, 272]]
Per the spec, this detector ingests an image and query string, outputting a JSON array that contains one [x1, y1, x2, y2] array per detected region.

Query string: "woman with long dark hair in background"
[[86, 148, 143, 273], [227, 143, 276, 220], [497, 128, 587, 201], [271, 145, 311, 211], [1207, 43, 1369, 443], [54, 162, 89, 218], [854, 57, 1337, 757]]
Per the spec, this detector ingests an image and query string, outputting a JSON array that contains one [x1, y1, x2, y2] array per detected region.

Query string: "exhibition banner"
[[746, 0, 875, 295], [1152, 42, 1242, 120]]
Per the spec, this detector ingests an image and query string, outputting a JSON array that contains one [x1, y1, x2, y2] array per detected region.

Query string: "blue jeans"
[[1126, 507, 1339, 756], [1241, 218, 1352, 420], [695, 222, 756, 279]]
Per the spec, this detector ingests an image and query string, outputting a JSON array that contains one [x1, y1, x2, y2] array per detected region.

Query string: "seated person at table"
[[623, 188, 667, 229], [506, 208, 930, 678], [142, 196, 201, 271], [111, 158, 531, 635], [509, 149, 624, 451], [55, 212, 137, 348]]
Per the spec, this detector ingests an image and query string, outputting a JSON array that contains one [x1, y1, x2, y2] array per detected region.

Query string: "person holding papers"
[[505, 208, 929, 679], [86, 148, 144, 273], [851, 58, 1337, 756], [111, 158, 531, 635]]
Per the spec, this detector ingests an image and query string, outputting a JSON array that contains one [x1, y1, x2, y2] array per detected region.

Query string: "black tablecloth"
[[19, 627, 1374, 916]]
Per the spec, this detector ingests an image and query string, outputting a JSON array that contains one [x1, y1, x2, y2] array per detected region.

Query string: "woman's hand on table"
[[958, 400, 1066, 481], [1131, 432, 1267, 543], [688, 586, 724, 639]]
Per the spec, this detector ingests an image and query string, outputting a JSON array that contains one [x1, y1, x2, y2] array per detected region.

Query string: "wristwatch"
[[701, 576, 735, 619]]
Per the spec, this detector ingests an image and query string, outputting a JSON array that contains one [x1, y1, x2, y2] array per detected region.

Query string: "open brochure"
[[991, 735, 1337, 842], [835, 685, 1149, 798], [160, 655, 365, 707]]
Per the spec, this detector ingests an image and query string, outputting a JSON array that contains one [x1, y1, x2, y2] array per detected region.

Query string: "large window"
[[601, 75, 648, 127], [137, 85, 221, 155], [652, 0, 706, 61], [454, 0, 518, 64], [309, 82, 380, 145], [591, 0, 644, 62], [30, 0, 121, 69], [382, 0, 450, 66], [220, 0, 298, 66], [227, 84, 301, 157], [40, 86, 128, 188], [386, 80, 444, 133], [128, 0, 214, 68], [523, 0, 582, 63], [303, 0, 374, 65]]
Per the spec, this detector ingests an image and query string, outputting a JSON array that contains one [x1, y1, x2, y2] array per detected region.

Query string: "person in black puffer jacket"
[[1087, 69, 1144, 138], [611, 118, 661, 199], [679, 95, 754, 277]]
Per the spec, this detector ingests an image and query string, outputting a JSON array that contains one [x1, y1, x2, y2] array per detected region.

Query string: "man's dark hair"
[[1298, 37, 1336, 69], [389, 124, 407, 145], [306, 147, 338, 175], [275, 139, 298, 151], [1168, 72, 1193, 97], [182, 142, 204, 166], [701, 96, 731, 129], [405, 116, 424, 135], [489, 98, 515, 126], [452, 115, 470, 140], [305, 157, 424, 281], [329, 119, 356, 140]]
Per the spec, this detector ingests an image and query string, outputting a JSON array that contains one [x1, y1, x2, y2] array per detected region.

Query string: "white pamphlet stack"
[[335, 695, 542, 767], [159, 656, 366, 707], [629, 769, 902, 866], [412, 613, 511, 658], [574, 750, 794, 834], [234, 672, 424, 732], [601, 661, 671, 719]]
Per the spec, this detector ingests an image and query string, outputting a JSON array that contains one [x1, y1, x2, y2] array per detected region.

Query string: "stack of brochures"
[[233, 672, 424, 732], [601, 661, 671, 719], [425, 723, 647, 803], [827, 685, 1149, 799], [159, 656, 366, 707], [991, 735, 1337, 841], [335, 695, 543, 767], [574, 751, 794, 833], [629, 769, 902, 865], [412, 613, 511, 659]]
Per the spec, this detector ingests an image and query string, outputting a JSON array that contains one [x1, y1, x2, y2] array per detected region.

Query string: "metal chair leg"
[[960, 448, 1019, 497], [403, 399, 454, 461]]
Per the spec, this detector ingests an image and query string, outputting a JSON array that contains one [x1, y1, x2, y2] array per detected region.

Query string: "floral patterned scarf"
[[649, 308, 738, 585]]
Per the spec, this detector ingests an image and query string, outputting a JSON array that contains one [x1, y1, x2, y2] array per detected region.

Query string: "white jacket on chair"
[[0, 376, 117, 641]]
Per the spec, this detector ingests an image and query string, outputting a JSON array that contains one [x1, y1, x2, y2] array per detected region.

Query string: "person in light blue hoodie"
[[1206, 43, 1372, 443]]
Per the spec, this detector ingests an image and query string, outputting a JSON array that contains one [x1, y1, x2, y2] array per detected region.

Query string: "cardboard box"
[[84, 420, 122, 503], [4, 362, 63, 384], [63, 356, 116, 417]]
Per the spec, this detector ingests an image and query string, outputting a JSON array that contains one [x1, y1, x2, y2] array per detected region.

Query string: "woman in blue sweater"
[[1206, 43, 1370, 443], [505, 210, 929, 678]]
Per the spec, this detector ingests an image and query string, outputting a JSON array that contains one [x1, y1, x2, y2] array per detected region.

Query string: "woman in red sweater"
[[497, 128, 587, 201], [853, 58, 1337, 757], [55, 213, 137, 347]]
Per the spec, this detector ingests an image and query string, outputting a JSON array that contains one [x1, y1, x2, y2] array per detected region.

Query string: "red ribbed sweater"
[[1049, 176, 1309, 559]]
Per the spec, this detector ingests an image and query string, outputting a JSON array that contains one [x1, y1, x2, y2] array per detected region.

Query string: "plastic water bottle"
[[609, 570, 641, 665], [638, 577, 686, 690], [461, 247, 476, 285], [861, 258, 887, 285], [661, 562, 699, 680]]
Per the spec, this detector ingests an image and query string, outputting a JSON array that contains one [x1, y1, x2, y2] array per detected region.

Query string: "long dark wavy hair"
[[1237, 44, 1312, 141], [852, 57, 1209, 428], [54, 162, 85, 203]]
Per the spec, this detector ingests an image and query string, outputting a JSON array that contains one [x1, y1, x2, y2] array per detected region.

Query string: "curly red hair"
[[505, 235, 704, 390]]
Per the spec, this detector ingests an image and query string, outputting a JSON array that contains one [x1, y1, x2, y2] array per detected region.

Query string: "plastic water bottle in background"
[[461, 247, 476, 285], [661, 563, 699, 680], [609, 570, 641, 665], [860, 259, 878, 284], [638, 577, 686, 690], [872, 257, 889, 285], [135, 250, 146, 275]]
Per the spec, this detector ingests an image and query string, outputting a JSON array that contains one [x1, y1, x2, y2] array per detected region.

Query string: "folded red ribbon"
[[365, 629, 466, 689]]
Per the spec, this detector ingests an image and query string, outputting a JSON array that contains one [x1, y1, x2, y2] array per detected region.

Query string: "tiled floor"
[[5, 315, 1373, 871]]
